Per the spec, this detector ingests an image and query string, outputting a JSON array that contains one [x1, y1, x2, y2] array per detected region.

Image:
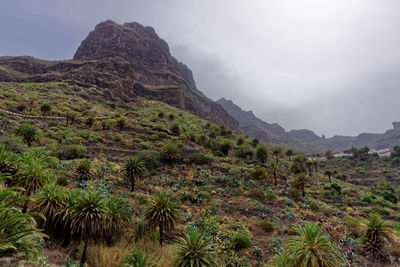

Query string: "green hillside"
[[1, 81, 400, 266]]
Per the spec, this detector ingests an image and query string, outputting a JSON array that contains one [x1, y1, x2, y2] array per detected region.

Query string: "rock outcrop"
[[0, 20, 240, 132]]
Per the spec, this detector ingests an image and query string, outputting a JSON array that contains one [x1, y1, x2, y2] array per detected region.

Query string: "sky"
[[1, 0, 400, 137]]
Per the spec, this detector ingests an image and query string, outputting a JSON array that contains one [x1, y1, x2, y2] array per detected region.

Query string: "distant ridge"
[[217, 98, 400, 152]]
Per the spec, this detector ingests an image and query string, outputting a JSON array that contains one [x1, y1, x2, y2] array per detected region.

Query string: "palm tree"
[[15, 124, 37, 147], [144, 190, 179, 246], [283, 224, 344, 267], [174, 230, 217, 267], [256, 145, 268, 163], [12, 157, 52, 212], [116, 117, 127, 131], [291, 172, 311, 197], [362, 214, 393, 258], [106, 196, 132, 245], [124, 156, 145, 192], [285, 149, 294, 160], [267, 162, 284, 186], [34, 183, 66, 232], [0, 144, 17, 175], [70, 190, 108, 265], [75, 159, 94, 181], [57, 189, 82, 247], [272, 147, 282, 163], [312, 160, 319, 173], [305, 160, 313, 176], [324, 169, 334, 183], [120, 249, 156, 267], [0, 174, 45, 259]]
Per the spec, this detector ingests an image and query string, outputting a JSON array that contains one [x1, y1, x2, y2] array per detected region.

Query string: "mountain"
[[217, 98, 400, 152], [0, 20, 240, 132]]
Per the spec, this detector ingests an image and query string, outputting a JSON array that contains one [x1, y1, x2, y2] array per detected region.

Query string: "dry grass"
[[85, 239, 176, 267]]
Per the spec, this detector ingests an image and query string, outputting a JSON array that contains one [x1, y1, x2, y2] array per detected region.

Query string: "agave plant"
[[123, 156, 145, 192], [174, 230, 217, 267], [120, 249, 156, 267], [267, 253, 289, 267], [144, 190, 179, 246], [283, 224, 344, 267], [363, 214, 393, 258], [105, 196, 132, 244], [0, 174, 45, 259], [70, 190, 109, 265]]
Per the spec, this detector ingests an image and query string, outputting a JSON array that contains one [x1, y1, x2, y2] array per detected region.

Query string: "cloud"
[[1, 0, 400, 136]]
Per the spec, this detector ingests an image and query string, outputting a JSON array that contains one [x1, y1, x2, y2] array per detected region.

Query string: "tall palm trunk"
[[80, 240, 88, 266], [131, 177, 135, 193], [273, 172, 277, 186], [159, 224, 164, 246]]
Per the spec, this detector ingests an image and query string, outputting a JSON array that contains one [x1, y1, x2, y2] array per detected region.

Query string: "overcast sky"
[[1, 0, 400, 137]]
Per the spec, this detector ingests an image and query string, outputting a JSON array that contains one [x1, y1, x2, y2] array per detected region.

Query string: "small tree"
[[291, 172, 311, 197], [256, 145, 268, 163], [251, 138, 259, 147], [305, 160, 313, 176], [144, 190, 179, 246], [267, 162, 284, 186], [325, 149, 333, 159], [70, 191, 108, 265], [363, 214, 393, 259], [15, 124, 37, 147], [285, 149, 294, 160], [272, 147, 282, 163], [123, 156, 145, 193], [324, 169, 334, 183]]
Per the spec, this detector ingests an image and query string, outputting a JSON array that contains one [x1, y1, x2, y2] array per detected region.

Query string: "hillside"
[[0, 20, 240, 133], [1, 81, 400, 266], [218, 98, 400, 153]]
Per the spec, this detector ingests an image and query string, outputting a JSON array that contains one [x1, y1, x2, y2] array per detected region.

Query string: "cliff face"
[[0, 20, 240, 132], [73, 20, 240, 131]]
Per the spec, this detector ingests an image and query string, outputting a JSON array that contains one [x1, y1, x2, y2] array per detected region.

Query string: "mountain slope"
[[0, 20, 240, 132]]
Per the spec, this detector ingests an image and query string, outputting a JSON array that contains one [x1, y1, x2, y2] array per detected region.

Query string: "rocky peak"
[[74, 20, 195, 89], [393, 121, 400, 129]]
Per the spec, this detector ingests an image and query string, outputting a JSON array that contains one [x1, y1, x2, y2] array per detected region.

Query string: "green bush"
[[0, 135, 26, 152], [259, 219, 274, 233], [187, 153, 213, 165], [305, 199, 320, 211], [252, 246, 263, 258], [113, 133, 123, 142], [137, 151, 160, 171], [56, 144, 87, 160], [170, 123, 181, 135], [231, 233, 251, 250], [250, 165, 266, 180]]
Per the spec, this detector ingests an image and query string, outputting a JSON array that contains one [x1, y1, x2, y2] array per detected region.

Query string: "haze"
[[1, 0, 400, 137]]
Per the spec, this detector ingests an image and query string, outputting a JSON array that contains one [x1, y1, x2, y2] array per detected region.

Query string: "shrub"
[[252, 246, 263, 258], [236, 145, 253, 159], [133, 137, 143, 143], [250, 165, 266, 180], [137, 151, 160, 171], [168, 114, 175, 121], [56, 176, 69, 186], [113, 133, 123, 142], [382, 190, 397, 204], [249, 188, 265, 200], [188, 153, 213, 165], [231, 233, 251, 250], [259, 219, 274, 233], [219, 140, 232, 156], [170, 123, 181, 135], [0, 135, 26, 152], [140, 142, 151, 149], [160, 141, 181, 164], [344, 215, 360, 229], [305, 199, 320, 211], [57, 144, 87, 160]]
